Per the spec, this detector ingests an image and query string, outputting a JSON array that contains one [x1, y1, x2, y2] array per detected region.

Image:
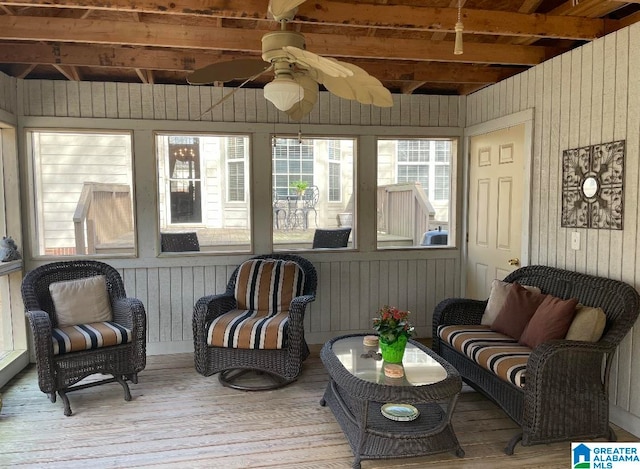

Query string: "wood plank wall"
[[19, 80, 463, 127], [14, 78, 466, 352], [466, 22, 640, 435], [0, 72, 16, 117]]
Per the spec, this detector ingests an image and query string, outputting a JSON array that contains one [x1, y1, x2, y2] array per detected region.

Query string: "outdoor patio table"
[[320, 334, 464, 468]]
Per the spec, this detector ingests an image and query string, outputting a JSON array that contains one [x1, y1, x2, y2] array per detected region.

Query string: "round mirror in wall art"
[[582, 176, 599, 199]]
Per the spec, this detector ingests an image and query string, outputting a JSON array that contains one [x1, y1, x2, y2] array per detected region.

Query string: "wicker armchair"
[[432, 265, 640, 453], [21, 260, 146, 416], [312, 228, 351, 248], [193, 254, 317, 390]]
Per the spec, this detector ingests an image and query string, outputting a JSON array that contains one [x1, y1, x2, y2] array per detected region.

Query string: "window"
[[273, 138, 314, 198], [226, 136, 246, 202], [156, 133, 251, 253], [272, 137, 355, 250], [168, 136, 201, 224], [377, 138, 455, 249], [328, 141, 341, 202], [28, 130, 136, 256]]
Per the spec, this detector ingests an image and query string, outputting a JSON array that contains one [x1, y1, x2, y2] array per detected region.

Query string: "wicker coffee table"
[[320, 334, 464, 468]]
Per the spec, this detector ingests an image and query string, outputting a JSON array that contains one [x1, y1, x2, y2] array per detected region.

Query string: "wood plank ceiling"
[[0, 0, 638, 96]]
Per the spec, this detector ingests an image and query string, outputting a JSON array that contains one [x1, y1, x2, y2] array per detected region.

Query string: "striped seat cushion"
[[207, 309, 289, 349], [52, 321, 132, 356], [234, 259, 305, 313], [438, 324, 531, 388]]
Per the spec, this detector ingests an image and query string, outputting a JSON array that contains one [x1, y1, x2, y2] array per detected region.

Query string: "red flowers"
[[373, 305, 414, 344]]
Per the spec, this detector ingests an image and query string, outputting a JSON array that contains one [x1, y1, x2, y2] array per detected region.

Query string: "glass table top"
[[331, 335, 448, 387]]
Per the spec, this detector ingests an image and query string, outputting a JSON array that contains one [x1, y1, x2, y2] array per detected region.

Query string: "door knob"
[[508, 258, 520, 266]]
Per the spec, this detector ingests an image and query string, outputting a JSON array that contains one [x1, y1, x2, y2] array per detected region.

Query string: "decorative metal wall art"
[[561, 140, 625, 230]]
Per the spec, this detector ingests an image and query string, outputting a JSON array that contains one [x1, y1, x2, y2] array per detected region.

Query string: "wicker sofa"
[[432, 265, 640, 454]]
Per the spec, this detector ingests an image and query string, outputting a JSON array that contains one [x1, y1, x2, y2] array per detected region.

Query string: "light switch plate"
[[571, 231, 580, 250]]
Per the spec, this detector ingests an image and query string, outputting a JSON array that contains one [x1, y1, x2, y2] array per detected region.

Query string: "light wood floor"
[[1, 349, 638, 468]]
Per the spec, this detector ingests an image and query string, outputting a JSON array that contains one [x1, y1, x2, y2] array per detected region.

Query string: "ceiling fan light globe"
[[264, 78, 305, 111]]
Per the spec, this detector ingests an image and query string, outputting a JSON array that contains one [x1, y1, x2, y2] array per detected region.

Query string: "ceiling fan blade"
[[320, 60, 393, 107], [285, 74, 318, 121], [283, 46, 353, 78], [187, 59, 269, 85], [268, 0, 307, 20]]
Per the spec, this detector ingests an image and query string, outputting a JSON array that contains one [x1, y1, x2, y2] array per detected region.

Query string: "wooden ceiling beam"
[[135, 68, 153, 83], [401, 81, 426, 95], [0, 16, 560, 66], [52, 63, 81, 80], [549, 0, 625, 17], [0, 43, 526, 84], [0, 0, 614, 40], [9, 62, 35, 78]]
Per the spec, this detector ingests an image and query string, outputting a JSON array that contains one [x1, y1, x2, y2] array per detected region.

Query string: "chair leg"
[[115, 375, 132, 401], [504, 432, 522, 455], [58, 390, 72, 417]]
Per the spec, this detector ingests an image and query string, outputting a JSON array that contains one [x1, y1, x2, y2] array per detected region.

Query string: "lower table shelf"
[[321, 380, 464, 468]]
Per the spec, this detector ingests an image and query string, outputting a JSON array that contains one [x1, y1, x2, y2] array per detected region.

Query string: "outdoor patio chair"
[[160, 231, 200, 252], [300, 185, 320, 229], [312, 227, 352, 248], [193, 254, 317, 390], [21, 260, 147, 416]]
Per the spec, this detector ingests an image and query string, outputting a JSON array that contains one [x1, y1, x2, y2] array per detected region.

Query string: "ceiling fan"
[[187, 0, 393, 121]]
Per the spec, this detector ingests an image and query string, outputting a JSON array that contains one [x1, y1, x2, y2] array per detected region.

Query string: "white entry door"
[[466, 124, 526, 300]]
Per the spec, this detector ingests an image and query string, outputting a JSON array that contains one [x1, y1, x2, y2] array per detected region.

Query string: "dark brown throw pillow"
[[519, 295, 579, 349], [490, 282, 545, 340]]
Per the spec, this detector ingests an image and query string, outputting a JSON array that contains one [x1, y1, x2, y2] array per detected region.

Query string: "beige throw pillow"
[[50, 275, 113, 327], [565, 305, 606, 342], [481, 279, 542, 326]]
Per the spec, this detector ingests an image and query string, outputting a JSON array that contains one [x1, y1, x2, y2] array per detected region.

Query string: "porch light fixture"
[[454, 0, 464, 55], [264, 74, 305, 111]]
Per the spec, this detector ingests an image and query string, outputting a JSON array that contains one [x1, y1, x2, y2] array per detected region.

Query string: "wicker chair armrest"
[[432, 298, 486, 353], [522, 340, 612, 435], [527, 339, 610, 377], [288, 294, 315, 326], [25, 310, 56, 393], [193, 294, 236, 340], [193, 293, 236, 375], [112, 297, 146, 331]]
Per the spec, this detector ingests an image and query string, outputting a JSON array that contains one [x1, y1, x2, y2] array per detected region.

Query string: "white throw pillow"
[[481, 279, 541, 326], [50, 275, 113, 327]]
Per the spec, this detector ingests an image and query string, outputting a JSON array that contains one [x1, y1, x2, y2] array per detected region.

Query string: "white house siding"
[[32, 132, 132, 251], [16, 80, 465, 355], [466, 23, 640, 436]]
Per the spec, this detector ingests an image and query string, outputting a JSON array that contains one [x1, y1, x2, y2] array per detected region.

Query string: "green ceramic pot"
[[379, 334, 408, 363]]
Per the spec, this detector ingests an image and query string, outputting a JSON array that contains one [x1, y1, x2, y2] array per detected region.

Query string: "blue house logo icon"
[[573, 443, 591, 469]]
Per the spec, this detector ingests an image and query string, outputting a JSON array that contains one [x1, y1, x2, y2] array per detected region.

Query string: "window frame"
[[376, 136, 456, 250], [26, 128, 137, 259], [155, 131, 253, 254]]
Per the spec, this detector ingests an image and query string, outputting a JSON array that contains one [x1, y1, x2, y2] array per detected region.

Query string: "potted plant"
[[290, 180, 309, 198], [372, 305, 414, 363]]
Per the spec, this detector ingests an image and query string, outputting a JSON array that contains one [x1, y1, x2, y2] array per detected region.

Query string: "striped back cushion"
[[438, 325, 531, 388], [234, 259, 305, 313], [52, 321, 132, 355]]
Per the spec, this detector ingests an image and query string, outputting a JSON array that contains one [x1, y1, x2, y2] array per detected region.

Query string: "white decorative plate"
[[380, 403, 419, 422]]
